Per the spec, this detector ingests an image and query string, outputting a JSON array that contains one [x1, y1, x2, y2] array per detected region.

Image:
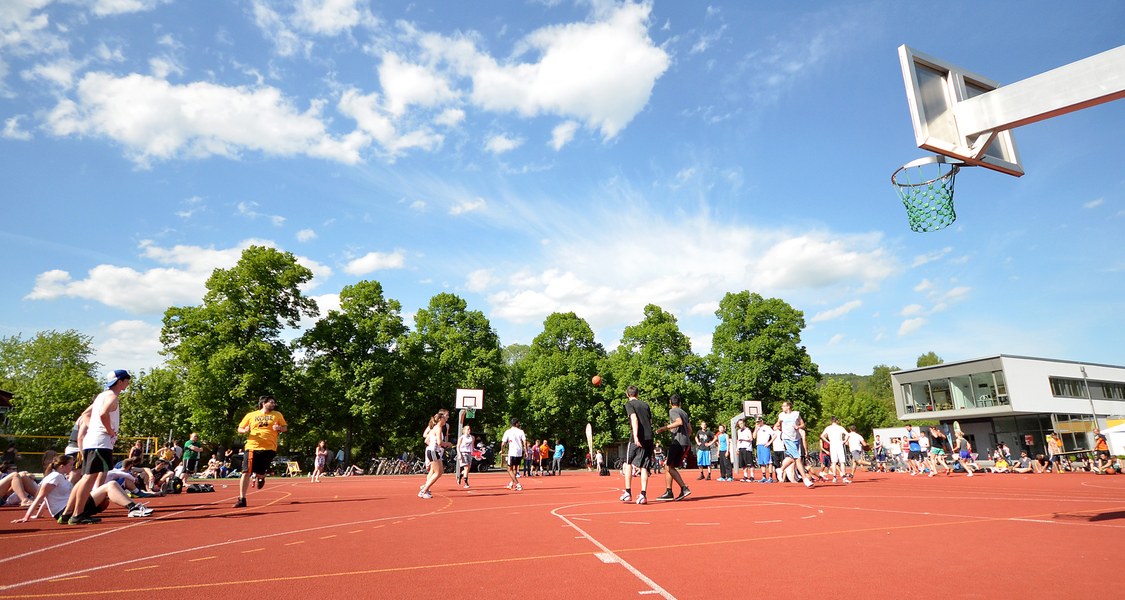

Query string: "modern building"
[[891, 355, 1125, 458]]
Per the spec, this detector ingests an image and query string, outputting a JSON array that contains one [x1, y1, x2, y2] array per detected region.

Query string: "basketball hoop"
[[891, 155, 968, 233]]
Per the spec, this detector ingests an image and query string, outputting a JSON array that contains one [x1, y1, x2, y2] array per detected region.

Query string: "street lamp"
[[1080, 366, 1098, 436]]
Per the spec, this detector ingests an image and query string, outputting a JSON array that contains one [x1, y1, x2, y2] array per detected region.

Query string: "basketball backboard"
[[455, 388, 483, 410], [742, 400, 762, 416], [898, 45, 1024, 176]]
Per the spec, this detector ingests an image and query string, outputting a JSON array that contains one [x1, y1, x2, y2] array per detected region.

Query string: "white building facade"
[[891, 355, 1125, 457]]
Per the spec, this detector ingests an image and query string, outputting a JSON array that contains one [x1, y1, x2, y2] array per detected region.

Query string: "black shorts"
[[83, 495, 109, 517], [667, 442, 688, 468], [184, 457, 200, 472], [508, 456, 523, 468], [739, 448, 755, 467], [82, 448, 115, 475], [242, 450, 276, 476], [627, 440, 655, 470], [425, 448, 443, 463], [908, 450, 924, 461], [771, 450, 785, 467]]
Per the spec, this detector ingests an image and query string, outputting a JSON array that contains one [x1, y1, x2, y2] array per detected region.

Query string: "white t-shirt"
[[458, 434, 474, 454], [919, 436, 931, 452], [822, 424, 848, 448], [846, 432, 865, 452], [82, 390, 120, 450], [736, 427, 753, 449], [41, 471, 72, 516], [502, 427, 526, 457], [779, 411, 801, 441], [755, 424, 774, 446], [771, 429, 784, 451]]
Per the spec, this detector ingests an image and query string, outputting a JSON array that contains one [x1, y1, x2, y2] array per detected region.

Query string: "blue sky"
[[2, 0, 1123, 376]]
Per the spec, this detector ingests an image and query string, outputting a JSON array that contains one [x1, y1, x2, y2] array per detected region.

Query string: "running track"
[[2, 470, 1122, 599]]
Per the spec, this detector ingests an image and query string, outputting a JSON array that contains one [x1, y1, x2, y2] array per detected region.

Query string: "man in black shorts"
[[620, 385, 654, 505], [654, 394, 692, 501]]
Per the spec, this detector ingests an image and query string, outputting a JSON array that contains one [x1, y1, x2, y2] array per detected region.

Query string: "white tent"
[[1103, 423, 1125, 456]]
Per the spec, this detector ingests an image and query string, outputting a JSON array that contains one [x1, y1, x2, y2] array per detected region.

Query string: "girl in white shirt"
[[457, 426, 474, 489], [418, 410, 452, 499]]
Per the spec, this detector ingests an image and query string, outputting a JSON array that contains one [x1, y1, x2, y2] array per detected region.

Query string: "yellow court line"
[[319, 535, 336, 539], [187, 556, 215, 563], [348, 530, 364, 534], [123, 566, 160, 572], [241, 548, 265, 554], [284, 541, 304, 546]]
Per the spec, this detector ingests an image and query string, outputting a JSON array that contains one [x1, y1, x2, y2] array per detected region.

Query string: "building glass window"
[[1091, 381, 1125, 401], [993, 371, 1009, 404], [1050, 377, 1088, 399], [929, 379, 951, 411], [949, 375, 974, 410], [908, 382, 931, 413]]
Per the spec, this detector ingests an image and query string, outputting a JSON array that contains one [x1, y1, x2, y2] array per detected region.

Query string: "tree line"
[[1, 246, 915, 465]]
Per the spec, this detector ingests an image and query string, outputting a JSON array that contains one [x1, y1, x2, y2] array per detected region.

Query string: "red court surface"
[[3, 470, 1123, 599]]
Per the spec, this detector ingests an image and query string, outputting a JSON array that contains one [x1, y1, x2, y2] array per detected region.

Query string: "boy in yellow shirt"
[[233, 395, 287, 508]]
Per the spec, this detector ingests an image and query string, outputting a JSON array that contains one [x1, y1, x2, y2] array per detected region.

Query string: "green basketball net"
[[891, 156, 965, 233]]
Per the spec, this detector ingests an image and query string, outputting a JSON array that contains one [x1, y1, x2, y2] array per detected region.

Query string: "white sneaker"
[[505, 482, 513, 489], [804, 479, 814, 489], [636, 494, 647, 505], [967, 471, 973, 477], [463, 484, 470, 489], [128, 504, 153, 518], [515, 484, 522, 491], [619, 491, 632, 502], [420, 491, 432, 499], [832, 477, 837, 483]]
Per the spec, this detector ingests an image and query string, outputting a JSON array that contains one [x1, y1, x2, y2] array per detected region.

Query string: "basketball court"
[[3, 470, 1123, 599]]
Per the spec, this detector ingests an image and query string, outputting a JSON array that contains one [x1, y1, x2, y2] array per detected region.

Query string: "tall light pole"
[[1080, 366, 1098, 436]]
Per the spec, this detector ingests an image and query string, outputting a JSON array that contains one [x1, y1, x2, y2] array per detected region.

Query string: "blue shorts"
[[757, 445, 771, 467], [697, 450, 711, 466], [784, 439, 801, 459]]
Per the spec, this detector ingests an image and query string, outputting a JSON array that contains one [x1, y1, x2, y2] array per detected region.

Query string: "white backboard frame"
[[742, 400, 763, 416], [455, 389, 483, 411], [899, 45, 1024, 176]]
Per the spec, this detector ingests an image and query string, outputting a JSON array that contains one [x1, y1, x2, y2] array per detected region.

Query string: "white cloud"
[[420, 1, 669, 139], [409, 200, 427, 212], [379, 52, 458, 117], [47, 72, 367, 165], [898, 317, 926, 336], [175, 195, 205, 219], [485, 133, 522, 154], [913, 278, 933, 292], [237, 201, 286, 226], [434, 108, 464, 127], [449, 197, 486, 215], [465, 269, 497, 293], [87, 0, 170, 17], [337, 87, 443, 158], [809, 299, 861, 323], [900, 304, 924, 316], [94, 320, 164, 371], [483, 208, 897, 335], [22, 57, 85, 89], [2, 116, 32, 140], [343, 250, 406, 275], [912, 247, 952, 268], [1083, 198, 1104, 209], [827, 333, 844, 346], [296, 228, 317, 242], [550, 120, 579, 150], [292, 0, 370, 36], [25, 239, 332, 313]]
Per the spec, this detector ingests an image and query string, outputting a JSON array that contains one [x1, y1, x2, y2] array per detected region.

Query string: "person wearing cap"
[[60, 369, 131, 525], [233, 395, 288, 508]]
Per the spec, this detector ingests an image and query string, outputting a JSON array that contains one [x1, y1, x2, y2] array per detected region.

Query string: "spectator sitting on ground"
[[989, 455, 1011, 473], [1032, 454, 1050, 473], [340, 463, 364, 476], [1092, 452, 1117, 474], [201, 456, 220, 479], [1011, 451, 1035, 474], [107, 460, 161, 498], [10, 454, 153, 524], [1, 470, 38, 507], [150, 459, 175, 491]]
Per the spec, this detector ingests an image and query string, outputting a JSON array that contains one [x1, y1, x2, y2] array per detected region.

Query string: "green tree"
[[518, 313, 608, 450], [120, 366, 191, 440], [814, 378, 891, 437], [160, 246, 317, 445], [709, 291, 822, 423], [297, 280, 407, 461], [0, 330, 100, 437], [916, 352, 944, 367], [604, 305, 708, 440], [400, 293, 505, 449]]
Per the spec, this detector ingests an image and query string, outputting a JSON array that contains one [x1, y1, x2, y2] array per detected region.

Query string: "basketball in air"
[[591, 375, 602, 387]]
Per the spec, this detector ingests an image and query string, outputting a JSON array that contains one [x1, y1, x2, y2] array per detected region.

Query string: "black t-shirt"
[[625, 398, 654, 441], [696, 429, 714, 449]]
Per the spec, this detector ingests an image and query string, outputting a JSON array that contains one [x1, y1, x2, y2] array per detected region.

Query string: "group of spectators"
[[519, 438, 564, 477]]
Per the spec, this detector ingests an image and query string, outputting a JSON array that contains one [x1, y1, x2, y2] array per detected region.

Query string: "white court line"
[[685, 523, 719, 526], [552, 503, 676, 600], [620, 521, 650, 525]]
